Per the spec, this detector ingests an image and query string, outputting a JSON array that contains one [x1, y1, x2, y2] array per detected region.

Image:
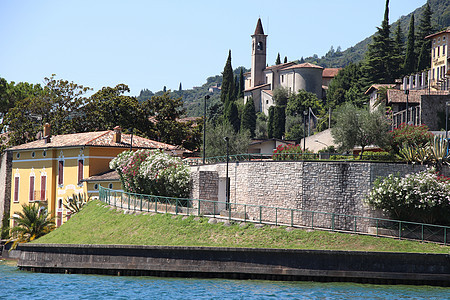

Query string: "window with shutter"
[[41, 175, 46, 201], [58, 160, 64, 186], [78, 159, 83, 184], [29, 176, 35, 201], [14, 177, 19, 203]]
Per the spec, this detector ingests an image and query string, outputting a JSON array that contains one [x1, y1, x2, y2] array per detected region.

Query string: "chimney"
[[113, 126, 121, 143], [43, 123, 51, 143]]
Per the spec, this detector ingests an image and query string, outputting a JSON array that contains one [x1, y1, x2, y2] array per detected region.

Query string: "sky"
[[0, 0, 427, 96]]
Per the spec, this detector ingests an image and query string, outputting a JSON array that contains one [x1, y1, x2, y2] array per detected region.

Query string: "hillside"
[[137, 0, 449, 117], [35, 200, 449, 254]]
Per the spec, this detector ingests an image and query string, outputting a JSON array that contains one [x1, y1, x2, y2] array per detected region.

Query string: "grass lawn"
[[36, 200, 450, 254]]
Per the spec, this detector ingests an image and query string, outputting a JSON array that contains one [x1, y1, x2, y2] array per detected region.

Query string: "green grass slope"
[[36, 200, 449, 254]]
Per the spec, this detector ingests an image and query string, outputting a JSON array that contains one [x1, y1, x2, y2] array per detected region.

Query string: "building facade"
[[8, 126, 178, 228]]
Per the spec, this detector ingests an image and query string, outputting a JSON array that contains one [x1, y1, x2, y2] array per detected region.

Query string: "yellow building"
[[8, 126, 179, 227], [426, 27, 450, 89]]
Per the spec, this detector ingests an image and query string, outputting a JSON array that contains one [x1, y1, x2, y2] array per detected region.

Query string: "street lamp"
[[223, 136, 230, 208], [203, 95, 210, 164], [314, 139, 329, 148], [446, 101, 450, 155], [404, 89, 409, 124]]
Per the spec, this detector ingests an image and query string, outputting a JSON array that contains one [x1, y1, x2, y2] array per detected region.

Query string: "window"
[[29, 175, 35, 201], [257, 41, 263, 51], [438, 46, 440, 57], [94, 184, 99, 190], [78, 159, 84, 184], [43, 151, 47, 157], [14, 176, 19, 203], [433, 47, 435, 58], [16, 153, 20, 159], [444, 44, 446, 55], [40, 175, 46, 201], [31, 152, 35, 158], [58, 160, 64, 186], [108, 183, 113, 189], [281, 75, 284, 83]]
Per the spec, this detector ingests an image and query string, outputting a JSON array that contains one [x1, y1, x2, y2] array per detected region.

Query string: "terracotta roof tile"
[[386, 90, 425, 104], [364, 84, 396, 95], [322, 68, 341, 78], [8, 130, 178, 151], [262, 89, 273, 96], [425, 27, 450, 39], [264, 62, 296, 71], [82, 170, 120, 182], [281, 63, 323, 71], [244, 83, 271, 92]]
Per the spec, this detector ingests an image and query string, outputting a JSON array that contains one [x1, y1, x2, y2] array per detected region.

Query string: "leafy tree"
[[142, 92, 201, 150], [276, 53, 281, 65], [388, 123, 433, 154], [327, 63, 368, 109], [285, 115, 304, 141], [77, 84, 145, 134], [272, 86, 289, 106], [362, 0, 394, 84], [3, 75, 90, 146], [241, 98, 256, 137], [9, 203, 55, 249], [0, 78, 42, 121], [331, 103, 390, 156], [404, 15, 417, 75], [271, 106, 286, 139], [254, 112, 268, 139], [137, 88, 154, 103], [286, 90, 323, 117], [416, 2, 434, 72], [221, 50, 235, 103], [204, 121, 251, 157], [1, 213, 10, 239]]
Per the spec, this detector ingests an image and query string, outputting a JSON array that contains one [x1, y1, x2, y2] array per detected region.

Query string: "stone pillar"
[[415, 73, 420, 90], [409, 75, 414, 90], [403, 76, 408, 90]]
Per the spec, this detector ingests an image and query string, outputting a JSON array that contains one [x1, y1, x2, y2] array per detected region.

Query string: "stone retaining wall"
[[190, 161, 432, 230]]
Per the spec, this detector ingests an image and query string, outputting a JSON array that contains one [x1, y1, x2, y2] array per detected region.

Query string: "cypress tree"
[[404, 15, 416, 75], [392, 24, 405, 79], [272, 106, 286, 139], [276, 53, 281, 65], [268, 106, 275, 138], [221, 50, 234, 103], [241, 98, 256, 137], [237, 68, 244, 99], [234, 75, 239, 100], [284, 56, 288, 63], [416, 3, 433, 72], [178, 82, 182, 91], [363, 0, 394, 84], [225, 97, 240, 132], [300, 57, 305, 63]]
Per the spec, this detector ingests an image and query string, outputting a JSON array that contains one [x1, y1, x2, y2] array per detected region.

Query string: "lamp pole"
[[404, 89, 409, 124], [446, 101, 449, 155], [223, 136, 230, 208], [303, 110, 307, 151], [203, 95, 210, 164]]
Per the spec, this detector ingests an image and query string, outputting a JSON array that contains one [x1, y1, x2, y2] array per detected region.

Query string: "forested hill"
[[303, 0, 450, 67], [138, 0, 449, 117]]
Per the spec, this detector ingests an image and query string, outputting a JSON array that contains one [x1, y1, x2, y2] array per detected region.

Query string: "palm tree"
[[8, 203, 55, 249]]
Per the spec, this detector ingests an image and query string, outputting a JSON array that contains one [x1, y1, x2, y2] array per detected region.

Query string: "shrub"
[[366, 169, 450, 225], [358, 151, 397, 161], [272, 144, 316, 160], [389, 123, 433, 154], [110, 150, 190, 198]]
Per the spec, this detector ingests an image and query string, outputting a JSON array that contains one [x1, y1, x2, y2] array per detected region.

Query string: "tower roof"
[[254, 18, 264, 35]]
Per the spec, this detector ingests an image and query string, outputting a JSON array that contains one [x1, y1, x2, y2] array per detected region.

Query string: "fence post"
[[244, 205, 247, 222], [198, 199, 200, 216], [229, 204, 231, 220], [259, 206, 262, 224], [140, 195, 143, 211], [332, 213, 335, 231], [311, 211, 314, 230], [445, 228, 447, 245], [354, 216, 357, 232], [291, 209, 293, 227], [376, 219, 379, 237], [421, 224, 424, 242], [399, 221, 402, 240], [176, 198, 179, 215], [275, 208, 278, 226]]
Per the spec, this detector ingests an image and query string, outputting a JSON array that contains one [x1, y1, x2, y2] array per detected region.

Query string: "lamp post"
[[446, 101, 450, 155], [223, 136, 230, 208], [314, 139, 329, 148], [303, 110, 307, 151], [404, 89, 409, 124], [203, 95, 210, 164]]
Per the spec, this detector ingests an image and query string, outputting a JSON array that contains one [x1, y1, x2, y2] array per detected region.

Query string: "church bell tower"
[[251, 18, 267, 88]]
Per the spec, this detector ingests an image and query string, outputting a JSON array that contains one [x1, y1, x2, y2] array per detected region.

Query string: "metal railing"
[[99, 186, 450, 245]]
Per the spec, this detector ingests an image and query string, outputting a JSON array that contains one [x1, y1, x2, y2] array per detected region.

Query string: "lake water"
[[1, 261, 448, 299]]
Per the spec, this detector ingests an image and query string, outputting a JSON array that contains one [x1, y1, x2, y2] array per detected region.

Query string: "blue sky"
[[0, 0, 427, 96]]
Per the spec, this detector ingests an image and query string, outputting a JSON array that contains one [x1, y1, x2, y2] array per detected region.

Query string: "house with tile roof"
[[7, 125, 179, 228], [244, 18, 340, 115]]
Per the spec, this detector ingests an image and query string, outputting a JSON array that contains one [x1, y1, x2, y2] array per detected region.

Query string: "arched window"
[[257, 41, 263, 51]]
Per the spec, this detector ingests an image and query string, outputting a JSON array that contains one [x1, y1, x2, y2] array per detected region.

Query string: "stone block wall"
[[190, 161, 433, 231], [190, 169, 219, 214], [421, 94, 449, 131]]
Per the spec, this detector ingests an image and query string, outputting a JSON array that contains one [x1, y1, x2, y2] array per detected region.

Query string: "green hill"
[[35, 200, 449, 254]]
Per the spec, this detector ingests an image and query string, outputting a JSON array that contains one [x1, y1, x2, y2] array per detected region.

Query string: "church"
[[244, 18, 339, 115]]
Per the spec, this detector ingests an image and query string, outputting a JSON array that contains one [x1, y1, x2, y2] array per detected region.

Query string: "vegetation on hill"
[[35, 200, 449, 254]]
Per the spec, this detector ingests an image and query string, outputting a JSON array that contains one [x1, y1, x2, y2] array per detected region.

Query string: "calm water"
[[1, 261, 449, 299]]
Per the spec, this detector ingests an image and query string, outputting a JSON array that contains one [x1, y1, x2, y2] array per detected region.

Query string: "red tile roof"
[[264, 62, 296, 71], [425, 27, 450, 39], [262, 89, 273, 96], [82, 170, 120, 182], [322, 68, 341, 78], [386, 89, 424, 104], [365, 84, 397, 95], [281, 63, 323, 71], [8, 130, 178, 151], [244, 83, 271, 92], [254, 18, 264, 35]]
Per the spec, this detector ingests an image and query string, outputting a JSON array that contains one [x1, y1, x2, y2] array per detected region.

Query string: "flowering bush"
[[110, 150, 190, 198], [388, 123, 433, 154], [366, 169, 450, 225], [272, 144, 316, 160]]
